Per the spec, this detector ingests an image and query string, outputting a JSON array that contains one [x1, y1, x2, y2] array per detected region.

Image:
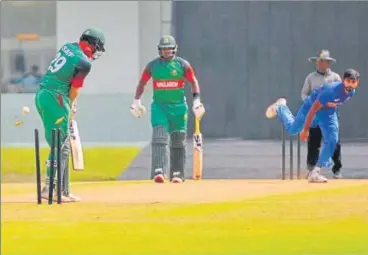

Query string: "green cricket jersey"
[[40, 42, 91, 99], [145, 57, 192, 103]]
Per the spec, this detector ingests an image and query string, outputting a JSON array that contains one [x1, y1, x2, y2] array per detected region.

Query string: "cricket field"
[[2, 179, 368, 255]]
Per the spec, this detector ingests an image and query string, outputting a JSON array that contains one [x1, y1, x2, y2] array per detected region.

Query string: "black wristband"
[[193, 92, 200, 99]]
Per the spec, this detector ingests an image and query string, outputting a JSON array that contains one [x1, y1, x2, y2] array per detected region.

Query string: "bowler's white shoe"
[[308, 167, 328, 183], [265, 98, 287, 119]]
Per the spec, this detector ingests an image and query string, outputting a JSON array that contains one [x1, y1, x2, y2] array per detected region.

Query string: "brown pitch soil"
[[2, 179, 368, 204]]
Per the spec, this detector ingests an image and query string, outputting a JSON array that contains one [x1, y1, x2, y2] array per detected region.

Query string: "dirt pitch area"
[[2, 179, 368, 204]]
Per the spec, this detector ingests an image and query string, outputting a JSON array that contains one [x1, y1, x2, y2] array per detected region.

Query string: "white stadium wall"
[[57, 1, 139, 94], [1, 1, 172, 146]]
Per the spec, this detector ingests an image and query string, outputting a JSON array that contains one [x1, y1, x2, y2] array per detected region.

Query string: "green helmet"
[[158, 35, 177, 59], [80, 27, 106, 59]]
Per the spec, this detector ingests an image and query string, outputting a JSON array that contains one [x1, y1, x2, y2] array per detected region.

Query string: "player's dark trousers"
[[307, 126, 342, 173]]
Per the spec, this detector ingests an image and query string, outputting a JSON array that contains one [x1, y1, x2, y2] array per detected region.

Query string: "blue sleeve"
[[316, 88, 334, 106]]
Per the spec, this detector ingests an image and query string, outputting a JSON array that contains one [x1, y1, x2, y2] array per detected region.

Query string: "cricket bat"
[[192, 116, 203, 180], [69, 119, 84, 171]]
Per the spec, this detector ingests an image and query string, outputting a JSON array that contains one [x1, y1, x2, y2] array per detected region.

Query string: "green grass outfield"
[[2, 180, 368, 255], [1, 147, 141, 182]]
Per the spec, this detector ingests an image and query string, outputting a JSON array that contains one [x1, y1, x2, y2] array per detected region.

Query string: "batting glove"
[[130, 99, 146, 118], [71, 102, 77, 115], [192, 98, 205, 118]]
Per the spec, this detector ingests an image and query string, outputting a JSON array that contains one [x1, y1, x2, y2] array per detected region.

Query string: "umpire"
[[301, 50, 343, 178]]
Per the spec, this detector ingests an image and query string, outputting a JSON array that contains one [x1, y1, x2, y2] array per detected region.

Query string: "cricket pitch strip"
[[2, 179, 368, 204]]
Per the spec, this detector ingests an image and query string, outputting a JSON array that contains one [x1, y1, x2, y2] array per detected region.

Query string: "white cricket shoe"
[[172, 177, 184, 183], [154, 174, 165, 183], [41, 186, 72, 202], [153, 168, 166, 183], [308, 167, 328, 183], [265, 98, 287, 119], [64, 193, 81, 202], [41, 186, 50, 200]]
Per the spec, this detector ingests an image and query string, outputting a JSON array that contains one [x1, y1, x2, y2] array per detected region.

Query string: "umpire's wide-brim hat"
[[308, 50, 336, 63]]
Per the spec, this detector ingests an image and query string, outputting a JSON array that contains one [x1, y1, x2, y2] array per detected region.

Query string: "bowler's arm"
[[302, 88, 332, 131], [303, 101, 323, 131], [69, 59, 91, 104]]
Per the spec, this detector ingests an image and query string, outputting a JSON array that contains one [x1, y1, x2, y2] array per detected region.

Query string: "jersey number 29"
[[48, 52, 67, 73]]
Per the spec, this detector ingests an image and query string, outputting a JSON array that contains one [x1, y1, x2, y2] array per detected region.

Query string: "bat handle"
[[194, 117, 201, 134]]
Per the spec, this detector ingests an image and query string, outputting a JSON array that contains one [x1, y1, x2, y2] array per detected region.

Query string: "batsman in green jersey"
[[130, 35, 205, 183], [35, 28, 105, 202]]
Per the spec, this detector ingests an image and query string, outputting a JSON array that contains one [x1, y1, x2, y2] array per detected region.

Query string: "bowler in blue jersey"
[[265, 69, 360, 183]]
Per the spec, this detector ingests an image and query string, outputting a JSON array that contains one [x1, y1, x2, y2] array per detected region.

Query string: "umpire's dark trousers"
[[307, 126, 342, 173]]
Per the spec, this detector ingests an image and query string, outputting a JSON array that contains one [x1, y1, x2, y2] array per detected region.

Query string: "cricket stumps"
[[281, 127, 301, 180], [35, 128, 63, 205]]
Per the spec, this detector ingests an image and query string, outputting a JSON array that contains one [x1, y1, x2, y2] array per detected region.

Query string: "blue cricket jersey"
[[305, 82, 355, 114]]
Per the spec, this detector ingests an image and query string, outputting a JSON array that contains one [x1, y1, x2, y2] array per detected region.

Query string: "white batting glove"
[[130, 99, 146, 118], [192, 98, 205, 118], [71, 102, 77, 115]]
